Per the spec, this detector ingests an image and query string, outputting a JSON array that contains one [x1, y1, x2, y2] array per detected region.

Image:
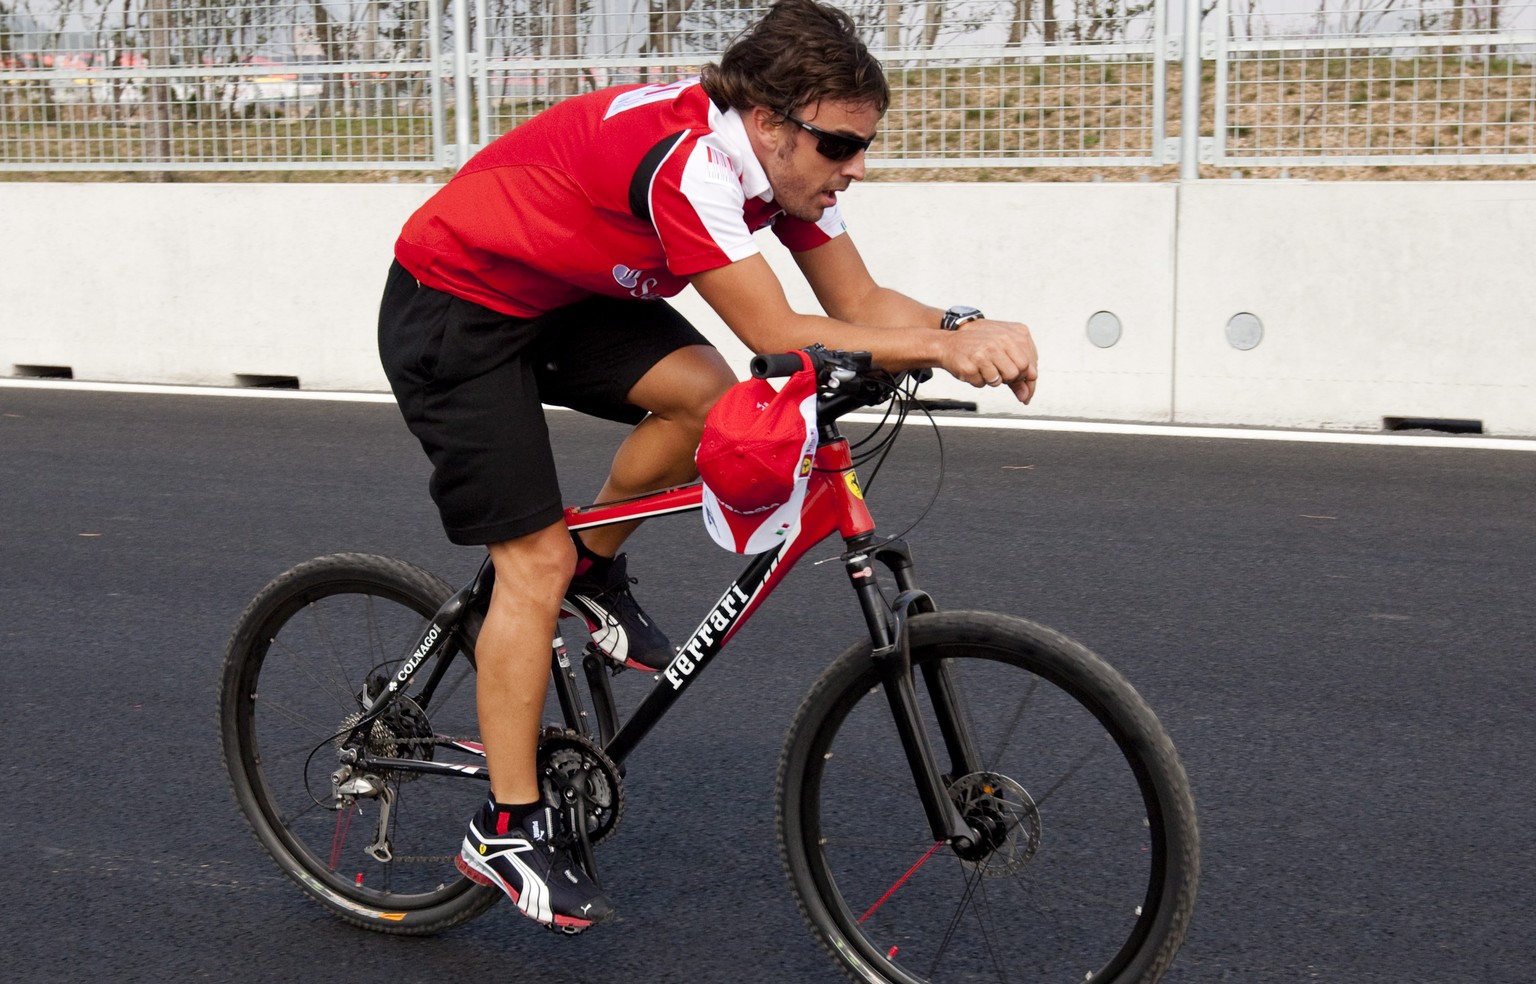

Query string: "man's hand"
[[940, 320, 1039, 405]]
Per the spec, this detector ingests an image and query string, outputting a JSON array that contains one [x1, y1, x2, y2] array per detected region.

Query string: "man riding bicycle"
[[378, 0, 1039, 932]]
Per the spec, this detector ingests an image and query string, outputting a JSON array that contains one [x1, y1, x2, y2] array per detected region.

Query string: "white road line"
[[3, 377, 1531, 452], [0, 378, 397, 403]]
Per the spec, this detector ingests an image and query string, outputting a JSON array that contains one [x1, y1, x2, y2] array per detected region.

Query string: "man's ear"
[[745, 105, 783, 152]]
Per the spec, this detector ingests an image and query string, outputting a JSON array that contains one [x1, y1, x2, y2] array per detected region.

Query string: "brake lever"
[[826, 368, 859, 390]]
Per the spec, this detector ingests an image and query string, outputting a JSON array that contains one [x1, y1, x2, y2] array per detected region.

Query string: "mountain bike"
[[218, 346, 1199, 984]]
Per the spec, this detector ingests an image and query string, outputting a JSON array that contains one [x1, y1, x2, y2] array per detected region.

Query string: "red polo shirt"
[[395, 79, 845, 318]]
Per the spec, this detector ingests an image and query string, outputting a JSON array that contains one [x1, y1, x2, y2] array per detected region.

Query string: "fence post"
[[452, 0, 473, 168], [1180, 0, 1202, 181], [144, 0, 173, 174]]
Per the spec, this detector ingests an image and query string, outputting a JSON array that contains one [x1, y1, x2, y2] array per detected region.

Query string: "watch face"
[[943, 306, 984, 330]]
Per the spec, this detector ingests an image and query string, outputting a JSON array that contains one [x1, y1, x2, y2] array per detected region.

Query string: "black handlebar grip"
[[750, 352, 809, 379]]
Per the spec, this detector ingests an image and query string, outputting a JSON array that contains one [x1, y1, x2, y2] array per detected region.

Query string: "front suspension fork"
[[845, 539, 984, 850]]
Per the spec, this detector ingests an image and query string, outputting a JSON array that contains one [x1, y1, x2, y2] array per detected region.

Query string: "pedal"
[[547, 919, 593, 937]]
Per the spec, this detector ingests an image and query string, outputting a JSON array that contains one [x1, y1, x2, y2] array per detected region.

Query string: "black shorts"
[[378, 260, 712, 546]]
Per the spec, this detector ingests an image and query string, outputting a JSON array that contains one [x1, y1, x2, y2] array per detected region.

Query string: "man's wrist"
[[940, 305, 985, 331]]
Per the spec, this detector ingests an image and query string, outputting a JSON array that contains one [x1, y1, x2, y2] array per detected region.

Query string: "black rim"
[[795, 639, 1175, 984], [230, 572, 483, 913]]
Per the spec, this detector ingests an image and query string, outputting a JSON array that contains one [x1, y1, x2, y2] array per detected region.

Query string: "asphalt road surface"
[[5, 386, 1533, 983]]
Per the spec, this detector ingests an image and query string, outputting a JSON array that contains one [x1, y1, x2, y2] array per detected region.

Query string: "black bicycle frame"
[[342, 430, 987, 848]]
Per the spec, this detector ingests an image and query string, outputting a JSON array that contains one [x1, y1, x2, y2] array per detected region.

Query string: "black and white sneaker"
[[565, 553, 673, 672], [456, 800, 614, 933]]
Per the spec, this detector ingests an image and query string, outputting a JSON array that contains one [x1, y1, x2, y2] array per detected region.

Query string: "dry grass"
[[2, 55, 1532, 182]]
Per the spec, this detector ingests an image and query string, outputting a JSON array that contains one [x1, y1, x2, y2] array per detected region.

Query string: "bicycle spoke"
[[305, 601, 364, 707], [926, 854, 987, 979], [429, 663, 473, 706], [784, 615, 1196, 984], [279, 793, 332, 828], [1032, 737, 1109, 810], [254, 695, 344, 738], [970, 870, 1013, 984], [984, 673, 1039, 771], [827, 837, 952, 857], [266, 632, 357, 712], [858, 841, 945, 924], [829, 757, 927, 805], [329, 803, 356, 870]]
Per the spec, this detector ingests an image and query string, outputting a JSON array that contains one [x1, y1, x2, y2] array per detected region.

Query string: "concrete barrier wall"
[[3, 180, 1533, 434], [1173, 182, 1536, 434]]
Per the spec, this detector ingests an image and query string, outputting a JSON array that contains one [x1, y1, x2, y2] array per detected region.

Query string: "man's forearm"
[[829, 285, 945, 331]]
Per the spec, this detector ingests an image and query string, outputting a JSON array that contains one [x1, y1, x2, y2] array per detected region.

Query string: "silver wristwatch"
[[940, 305, 985, 331]]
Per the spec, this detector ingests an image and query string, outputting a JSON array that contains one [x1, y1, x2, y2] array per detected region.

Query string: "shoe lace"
[[602, 574, 640, 602], [581, 556, 642, 609]]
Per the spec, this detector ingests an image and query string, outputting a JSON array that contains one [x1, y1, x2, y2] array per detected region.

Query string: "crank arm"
[[565, 796, 602, 891]]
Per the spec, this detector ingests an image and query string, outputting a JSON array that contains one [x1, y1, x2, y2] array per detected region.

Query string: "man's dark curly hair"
[[700, 0, 890, 118]]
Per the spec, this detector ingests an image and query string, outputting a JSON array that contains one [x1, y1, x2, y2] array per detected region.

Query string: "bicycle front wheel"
[[778, 611, 1199, 984], [218, 553, 498, 934]]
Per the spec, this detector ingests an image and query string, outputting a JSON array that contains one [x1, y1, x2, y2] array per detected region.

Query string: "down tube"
[[602, 482, 843, 765]]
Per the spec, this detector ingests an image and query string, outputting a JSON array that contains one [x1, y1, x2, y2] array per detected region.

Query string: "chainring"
[[538, 727, 624, 846]]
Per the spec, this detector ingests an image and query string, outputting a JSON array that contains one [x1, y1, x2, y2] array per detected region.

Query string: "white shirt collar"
[[708, 103, 773, 202]]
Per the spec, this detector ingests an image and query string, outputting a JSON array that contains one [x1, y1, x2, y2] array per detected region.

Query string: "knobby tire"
[[777, 611, 1199, 984], [218, 553, 499, 934]]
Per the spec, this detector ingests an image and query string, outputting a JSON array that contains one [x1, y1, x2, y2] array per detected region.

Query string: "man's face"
[[762, 99, 881, 223]]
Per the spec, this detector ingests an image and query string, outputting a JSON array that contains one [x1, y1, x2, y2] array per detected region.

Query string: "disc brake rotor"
[[949, 772, 1042, 875]]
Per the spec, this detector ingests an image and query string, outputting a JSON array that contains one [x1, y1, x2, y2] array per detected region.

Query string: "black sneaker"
[[565, 553, 673, 672], [456, 800, 615, 933]]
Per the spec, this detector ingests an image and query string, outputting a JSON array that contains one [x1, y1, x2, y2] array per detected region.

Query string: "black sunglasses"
[[780, 111, 876, 162]]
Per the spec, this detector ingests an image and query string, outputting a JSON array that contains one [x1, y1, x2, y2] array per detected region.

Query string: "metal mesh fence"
[[1, 0, 1532, 171], [0, 0, 442, 169], [1214, 0, 1536, 164], [471, 1, 1169, 167], [877, 42, 1166, 165]]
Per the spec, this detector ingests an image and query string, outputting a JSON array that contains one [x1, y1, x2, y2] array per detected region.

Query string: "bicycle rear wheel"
[[778, 611, 1199, 984], [218, 553, 498, 934]]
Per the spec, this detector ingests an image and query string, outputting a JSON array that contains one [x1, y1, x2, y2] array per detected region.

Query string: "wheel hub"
[[334, 672, 436, 782], [949, 772, 1042, 874]]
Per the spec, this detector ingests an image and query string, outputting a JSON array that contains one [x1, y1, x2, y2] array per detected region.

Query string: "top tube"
[[562, 435, 875, 546]]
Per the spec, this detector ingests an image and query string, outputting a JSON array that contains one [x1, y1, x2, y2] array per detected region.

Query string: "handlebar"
[[751, 345, 932, 424], [749, 345, 875, 381], [749, 351, 820, 379]]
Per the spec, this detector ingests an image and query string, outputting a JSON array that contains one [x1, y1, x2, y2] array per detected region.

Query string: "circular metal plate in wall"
[[1226, 312, 1263, 351], [1086, 311, 1122, 348]]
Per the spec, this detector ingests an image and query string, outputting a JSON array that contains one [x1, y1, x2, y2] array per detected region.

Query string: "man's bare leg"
[[477, 521, 575, 802], [460, 520, 613, 930], [579, 345, 737, 558]]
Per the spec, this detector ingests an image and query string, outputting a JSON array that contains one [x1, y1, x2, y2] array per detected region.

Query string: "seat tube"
[[548, 634, 590, 737]]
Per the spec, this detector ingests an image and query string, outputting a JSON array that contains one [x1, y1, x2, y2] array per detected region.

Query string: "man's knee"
[[486, 523, 576, 608], [631, 346, 737, 430]]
